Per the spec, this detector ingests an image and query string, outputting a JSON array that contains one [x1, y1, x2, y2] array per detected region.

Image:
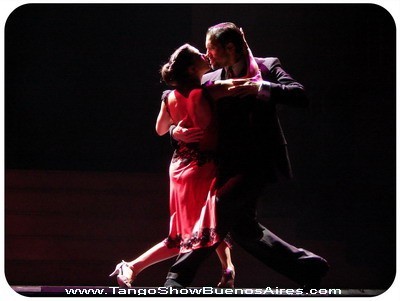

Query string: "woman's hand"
[[227, 78, 261, 98], [207, 77, 262, 99]]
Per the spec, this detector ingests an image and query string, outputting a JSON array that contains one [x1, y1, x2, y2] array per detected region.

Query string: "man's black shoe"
[[164, 272, 184, 288], [300, 257, 330, 292]]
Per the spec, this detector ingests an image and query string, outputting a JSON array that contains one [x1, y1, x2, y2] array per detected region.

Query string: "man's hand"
[[172, 120, 204, 143]]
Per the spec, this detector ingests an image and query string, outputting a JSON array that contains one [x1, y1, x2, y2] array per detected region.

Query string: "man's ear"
[[225, 42, 235, 54]]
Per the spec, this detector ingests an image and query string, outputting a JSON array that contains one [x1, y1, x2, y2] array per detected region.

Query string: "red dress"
[[162, 88, 220, 253]]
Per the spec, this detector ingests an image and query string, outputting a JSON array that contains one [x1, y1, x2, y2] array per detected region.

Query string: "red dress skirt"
[[164, 144, 220, 253]]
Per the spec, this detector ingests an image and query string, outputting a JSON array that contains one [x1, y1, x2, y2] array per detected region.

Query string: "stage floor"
[[10, 285, 385, 297]]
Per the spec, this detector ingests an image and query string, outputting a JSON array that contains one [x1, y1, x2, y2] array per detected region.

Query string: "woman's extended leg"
[[215, 241, 235, 288], [126, 241, 179, 274], [110, 241, 179, 287]]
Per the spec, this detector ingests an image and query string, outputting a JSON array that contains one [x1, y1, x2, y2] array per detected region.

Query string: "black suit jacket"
[[201, 57, 308, 182]]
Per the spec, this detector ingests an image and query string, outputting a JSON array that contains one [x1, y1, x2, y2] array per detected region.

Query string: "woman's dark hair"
[[206, 22, 244, 56], [160, 44, 197, 87]]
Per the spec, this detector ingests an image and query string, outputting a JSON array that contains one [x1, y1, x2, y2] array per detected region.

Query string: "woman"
[[110, 44, 237, 288]]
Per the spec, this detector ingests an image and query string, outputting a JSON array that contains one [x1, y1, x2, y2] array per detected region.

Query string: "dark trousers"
[[164, 173, 328, 287]]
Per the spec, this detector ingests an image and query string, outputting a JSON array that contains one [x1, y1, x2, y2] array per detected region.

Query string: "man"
[[164, 22, 329, 289]]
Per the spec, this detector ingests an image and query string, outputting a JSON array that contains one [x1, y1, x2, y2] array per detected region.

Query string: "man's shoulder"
[[255, 57, 281, 69]]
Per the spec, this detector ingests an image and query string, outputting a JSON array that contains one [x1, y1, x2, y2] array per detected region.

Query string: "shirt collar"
[[225, 58, 246, 78]]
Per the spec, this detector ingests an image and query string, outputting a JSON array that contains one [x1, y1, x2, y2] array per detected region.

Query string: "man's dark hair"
[[206, 22, 244, 55]]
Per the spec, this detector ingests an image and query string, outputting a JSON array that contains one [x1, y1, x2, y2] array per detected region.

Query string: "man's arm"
[[226, 57, 308, 108], [159, 90, 204, 145], [170, 120, 204, 144], [260, 57, 308, 107]]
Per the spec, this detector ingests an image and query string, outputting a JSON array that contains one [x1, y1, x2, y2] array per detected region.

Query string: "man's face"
[[205, 35, 232, 70]]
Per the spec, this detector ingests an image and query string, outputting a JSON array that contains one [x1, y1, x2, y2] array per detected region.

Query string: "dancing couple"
[[110, 22, 329, 289]]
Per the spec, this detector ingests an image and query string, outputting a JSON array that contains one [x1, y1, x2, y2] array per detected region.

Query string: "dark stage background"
[[5, 4, 396, 291]]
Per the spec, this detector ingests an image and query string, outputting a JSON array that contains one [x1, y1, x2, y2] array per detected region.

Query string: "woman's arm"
[[204, 81, 234, 101], [155, 100, 172, 136]]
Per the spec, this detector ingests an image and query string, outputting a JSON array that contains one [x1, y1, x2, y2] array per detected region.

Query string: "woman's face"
[[189, 46, 211, 74]]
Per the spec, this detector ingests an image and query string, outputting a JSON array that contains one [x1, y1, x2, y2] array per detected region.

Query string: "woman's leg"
[[126, 241, 179, 275], [215, 241, 234, 271], [111, 240, 179, 287], [215, 241, 235, 287]]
